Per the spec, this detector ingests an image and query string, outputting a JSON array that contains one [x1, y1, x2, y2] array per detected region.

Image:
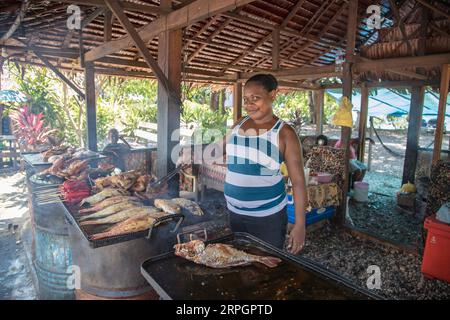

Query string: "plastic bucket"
[[353, 181, 369, 202]]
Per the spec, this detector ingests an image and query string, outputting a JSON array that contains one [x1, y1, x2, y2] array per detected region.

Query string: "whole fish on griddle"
[[78, 195, 138, 214], [80, 206, 161, 226], [154, 199, 181, 214], [80, 188, 129, 206], [170, 198, 204, 216], [78, 201, 141, 221], [174, 240, 282, 268], [89, 211, 171, 240]]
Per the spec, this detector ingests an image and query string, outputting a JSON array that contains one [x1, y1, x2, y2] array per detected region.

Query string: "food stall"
[[22, 142, 382, 301]]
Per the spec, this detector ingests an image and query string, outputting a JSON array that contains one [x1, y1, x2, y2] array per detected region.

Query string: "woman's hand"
[[288, 223, 305, 255]]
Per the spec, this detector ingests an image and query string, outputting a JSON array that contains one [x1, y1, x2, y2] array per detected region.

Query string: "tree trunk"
[[210, 90, 219, 111], [308, 91, 316, 124]]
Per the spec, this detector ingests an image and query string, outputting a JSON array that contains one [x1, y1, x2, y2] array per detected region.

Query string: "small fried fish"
[[80, 188, 129, 206], [78, 201, 141, 221], [80, 206, 160, 226]]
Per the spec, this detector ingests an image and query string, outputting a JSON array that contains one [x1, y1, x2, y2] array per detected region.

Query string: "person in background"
[[102, 128, 131, 171], [334, 138, 367, 184]]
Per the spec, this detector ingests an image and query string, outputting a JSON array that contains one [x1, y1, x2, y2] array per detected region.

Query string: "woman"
[[178, 74, 307, 254], [223, 74, 307, 254]]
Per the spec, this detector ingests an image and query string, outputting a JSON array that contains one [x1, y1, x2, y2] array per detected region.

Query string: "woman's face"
[[243, 82, 276, 121]]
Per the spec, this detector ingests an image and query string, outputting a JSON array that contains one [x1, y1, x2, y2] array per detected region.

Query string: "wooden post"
[[358, 84, 369, 162], [338, 0, 358, 225], [314, 89, 324, 135], [402, 86, 425, 185], [432, 64, 450, 164], [104, 10, 112, 43], [272, 28, 280, 70], [156, 0, 182, 197], [233, 82, 242, 123], [84, 61, 97, 151]]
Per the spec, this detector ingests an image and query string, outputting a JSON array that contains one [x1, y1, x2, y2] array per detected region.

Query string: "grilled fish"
[[80, 206, 161, 226], [174, 240, 282, 268], [78, 195, 138, 214], [170, 198, 204, 216], [154, 199, 181, 214], [90, 211, 170, 240], [80, 188, 129, 206], [78, 201, 141, 221]]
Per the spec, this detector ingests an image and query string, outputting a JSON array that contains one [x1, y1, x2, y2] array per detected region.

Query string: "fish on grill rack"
[[78, 201, 141, 221], [174, 240, 282, 268], [154, 199, 181, 214], [89, 210, 171, 240], [78, 195, 138, 214], [170, 198, 204, 216], [80, 206, 161, 226], [80, 188, 129, 206]]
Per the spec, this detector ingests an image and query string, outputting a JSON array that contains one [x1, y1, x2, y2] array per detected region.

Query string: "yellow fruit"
[[400, 182, 416, 193], [280, 162, 288, 177]]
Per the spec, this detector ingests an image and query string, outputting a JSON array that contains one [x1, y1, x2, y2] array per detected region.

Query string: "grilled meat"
[[174, 240, 282, 268], [78, 195, 138, 214], [154, 199, 181, 214], [80, 188, 129, 206], [78, 201, 141, 221], [90, 211, 171, 240], [170, 198, 204, 216], [80, 206, 161, 226]]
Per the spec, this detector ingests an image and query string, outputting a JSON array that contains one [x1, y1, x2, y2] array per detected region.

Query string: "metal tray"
[[62, 200, 185, 249], [141, 232, 384, 300]]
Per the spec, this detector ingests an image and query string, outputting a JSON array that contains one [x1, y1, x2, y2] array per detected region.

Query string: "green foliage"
[[9, 64, 64, 130], [323, 92, 340, 124], [273, 91, 309, 124]]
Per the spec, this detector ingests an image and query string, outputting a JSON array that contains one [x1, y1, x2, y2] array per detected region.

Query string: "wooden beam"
[[358, 84, 369, 162], [355, 53, 450, 72], [28, 46, 86, 99], [322, 79, 440, 89], [45, 0, 168, 15], [272, 28, 280, 70], [416, 0, 450, 20], [388, 0, 414, 56], [0, 0, 29, 41], [84, 61, 97, 151], [187, 18, 232, 63], [104, 10, 112, 42], [402, 86, 425, 184], [183, 17, 217, 50], [358, 56, 428, 80], [338, 0, 358, 225], [281, 0, 306, 28], [233, 81, 242, 123], [314, 89, 324, 135], [432, 64, 450, 164], [104, 0, 181, 106], [85, 0, 255, 61]]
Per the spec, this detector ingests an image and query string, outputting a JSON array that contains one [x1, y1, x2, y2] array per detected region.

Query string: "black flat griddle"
[[141, 232, 383, 300]]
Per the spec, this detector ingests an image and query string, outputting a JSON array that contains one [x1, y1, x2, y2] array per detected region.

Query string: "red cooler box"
[[421, 215, 450, 283]]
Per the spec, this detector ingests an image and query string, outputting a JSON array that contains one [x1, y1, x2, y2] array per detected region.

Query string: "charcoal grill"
[[141, 232, 383, 300]]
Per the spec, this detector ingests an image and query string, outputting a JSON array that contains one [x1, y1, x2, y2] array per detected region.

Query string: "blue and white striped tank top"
[[224, 116, 287, 217]]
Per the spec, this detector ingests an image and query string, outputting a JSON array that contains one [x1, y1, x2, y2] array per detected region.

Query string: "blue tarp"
[[327, 88, 450, 119]]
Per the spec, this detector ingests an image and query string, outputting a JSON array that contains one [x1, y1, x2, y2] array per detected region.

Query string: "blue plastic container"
[[286, 194, 335, 225]]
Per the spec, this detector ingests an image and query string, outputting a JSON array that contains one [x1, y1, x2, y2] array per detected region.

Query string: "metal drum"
[[67, 223, 158, 300], [29, 176, 74, 300]]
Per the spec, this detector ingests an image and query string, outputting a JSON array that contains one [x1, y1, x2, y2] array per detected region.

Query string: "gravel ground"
[[299, 222, 450, 300], [201, 190, 450, 300], [348, 171, 423, 247]]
